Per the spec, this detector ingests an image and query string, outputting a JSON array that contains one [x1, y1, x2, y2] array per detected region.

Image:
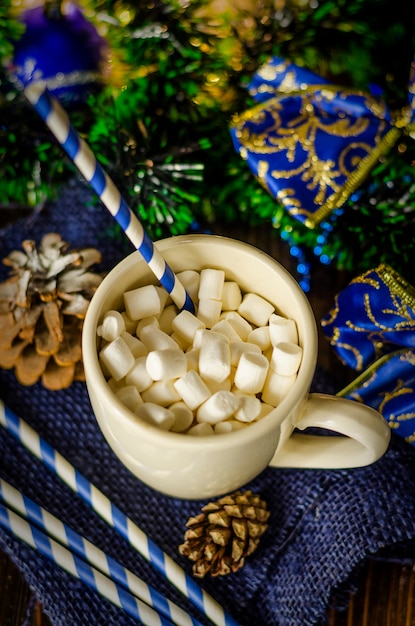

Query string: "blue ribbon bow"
[[322, 264, 415, 444], [230, 56, 415, 228]]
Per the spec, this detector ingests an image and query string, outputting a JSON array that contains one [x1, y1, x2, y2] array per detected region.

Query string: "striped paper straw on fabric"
[[0, 501, 174, 626], [0, 400, 239, 626], [24, 81, 195, 314], [0, 478, 201, 626]]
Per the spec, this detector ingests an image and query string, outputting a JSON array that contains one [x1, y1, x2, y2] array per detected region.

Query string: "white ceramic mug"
[[82, 235, 391, 499]]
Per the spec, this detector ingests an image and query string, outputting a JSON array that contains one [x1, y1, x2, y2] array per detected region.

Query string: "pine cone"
[[0, 233, 103, 390], [179, 489, 270, 577]]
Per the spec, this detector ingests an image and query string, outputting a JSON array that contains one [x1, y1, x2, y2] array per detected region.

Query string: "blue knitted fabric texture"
[[1, 180, 415, 626]]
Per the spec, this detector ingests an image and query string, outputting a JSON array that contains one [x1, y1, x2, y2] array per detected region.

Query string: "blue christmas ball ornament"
[[12, 2, 108, 103]]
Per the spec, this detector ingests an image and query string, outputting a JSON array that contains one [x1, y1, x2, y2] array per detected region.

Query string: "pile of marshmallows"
[[97, 268, 303, 436]]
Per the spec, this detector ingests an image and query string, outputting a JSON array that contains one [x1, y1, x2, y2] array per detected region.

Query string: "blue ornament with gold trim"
[[230, 56, 415, 228], [322, 265, 415, 445], [338, 349, 415, 446], [11, 1, 108, 103], [322, 264, 415, 371]]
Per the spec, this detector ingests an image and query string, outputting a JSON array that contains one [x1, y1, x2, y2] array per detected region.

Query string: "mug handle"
[[269, 393, 391, 469]]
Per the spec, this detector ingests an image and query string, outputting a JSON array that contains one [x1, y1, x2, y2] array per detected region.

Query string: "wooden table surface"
[[0, 211, 414, 625]]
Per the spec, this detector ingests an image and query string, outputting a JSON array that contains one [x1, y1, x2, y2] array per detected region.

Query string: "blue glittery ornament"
[[11, 2, 107, 103]]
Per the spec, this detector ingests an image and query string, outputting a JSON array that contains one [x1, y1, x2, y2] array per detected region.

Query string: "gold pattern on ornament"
[[378, 379, 415, 427], [401, 351, 415, 366], [232, 90, 386, 223], [377, 264, 415, 310], [330, 340, 364, 370], [321, 296, 341, 327], [275, 187, 302, 212]]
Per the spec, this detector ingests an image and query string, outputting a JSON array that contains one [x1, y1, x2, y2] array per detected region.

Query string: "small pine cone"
[[179, 489, 270, 577], [0, 233, 103, 390]]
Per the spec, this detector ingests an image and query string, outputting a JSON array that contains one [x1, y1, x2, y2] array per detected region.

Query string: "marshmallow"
[[121, 332, 148, 358], [234, 352, 269, 394], [210, 319, 242, 343], [230, 341, 261, 367], [255, 402, 275, 421], [263, 345, 273, 362], [197, 298, 222, 328], [171, 310, 205, 344], [121, 311, 137, 334], [206, 377, 232, 394], [196, 391, 240, 424], [176, 270, 200, 304], [198, 268, 225, 301], [198, 330, 231, 383], [139, 325, 179, 351], [238, 293, 274, 327], [97, 310, 126, 341], [234, 393, 262, 422], [97, 268, 304, 438], [146, 348, 187, 381], [142, 380, 181, 406], [99, 336, 135, 381], [124, 284, 168, 320], [135, 316, 159, 336], [221, 311, 252, 341], [174, 370, 211, 410], [214, 420, 248, 434], [192, 328, 207, 351], [115, 385, 143, 412], [270, 342, 303, 376], [261, 371, 297, 407], [269, 314, 298, 346], [125, 356, 153, 392], [107, 377, 124, 392], [187, 422, 214, 436], [221, 282, 242, 311], [185, 348, 199, 371], [168, 402, 194, 433], [170, 332, 190, 351], [158, 304, 179, 335], [135, 403, 175, 430], [98, 353, 111, 378], [247, 326, 271, 351]]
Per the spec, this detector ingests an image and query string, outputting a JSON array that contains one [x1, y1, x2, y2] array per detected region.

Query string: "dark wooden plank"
[[0, 549, 50, 625], [327, 560, 415, 626]]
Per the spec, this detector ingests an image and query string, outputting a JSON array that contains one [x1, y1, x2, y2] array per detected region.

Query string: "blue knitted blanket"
[[1, 180, 415, 626]]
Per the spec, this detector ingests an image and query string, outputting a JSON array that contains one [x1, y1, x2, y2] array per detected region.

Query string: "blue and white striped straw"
[[24, 81, 195, 314], [0, 478, 201, 626], [0, 400, 239, 626], [0, 500, 173, 626]]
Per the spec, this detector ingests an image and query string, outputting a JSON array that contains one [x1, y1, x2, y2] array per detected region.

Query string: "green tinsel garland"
[[1, 0, 415, 279], [278, 149, 415, 283], [213, 138, 415, 281]]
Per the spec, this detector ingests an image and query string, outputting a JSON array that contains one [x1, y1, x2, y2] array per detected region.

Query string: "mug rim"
[[82, 234, 318, 451]]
